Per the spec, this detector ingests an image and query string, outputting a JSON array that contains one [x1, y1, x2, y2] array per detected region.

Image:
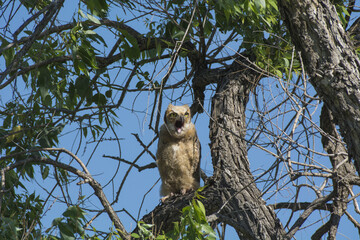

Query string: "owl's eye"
[[184, 112, 190, 118], [168, 112, 178, 119]]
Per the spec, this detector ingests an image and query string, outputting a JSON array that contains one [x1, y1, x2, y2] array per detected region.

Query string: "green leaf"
[[136, 81, 144, 89], [196, 200, 206, 216], [119, 29, 140, 60], [1, 39, 15, 66], [92, 93, 107, 105], [105, 90, 112, 98], [156, 40, 162, 57], [39, 86, 49, 100], [52, 217, 63, 226], [58, 222, 75, 239], [41, 166, 50, 180], [83, 29, 97, 35], [78, 195, 86, 201], [78, 9, 87, 19], [131, 233, 140, 238], [268, 0, 278, 11], [83, 127, 88, 138], [283, 58, 290, 68], [78, 43, 98, 69], [63, 205, 85, 219], [3, 115, 11, 128], [85, 0, 109, 17], [275, 69, 283, 78], [172, 30, 185, 39], [119, 29, 138, 47], [33, 102, 40, 115], [156, 235, 167, 239], [254, 0, 266, 9], [23, 164, 34, 180], [87, 14, 101, 24], [75, 75, 91, 98]]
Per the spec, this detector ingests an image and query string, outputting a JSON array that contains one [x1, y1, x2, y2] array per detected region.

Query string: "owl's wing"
[[192, 132, 201, 183], [156, 124, 168, 159]]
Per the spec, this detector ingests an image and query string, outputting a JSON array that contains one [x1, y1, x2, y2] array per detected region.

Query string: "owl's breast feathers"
[[157, 123, 201, 196]]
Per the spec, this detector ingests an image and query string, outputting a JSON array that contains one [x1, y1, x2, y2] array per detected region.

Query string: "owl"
[[156, 103, 201, 202]]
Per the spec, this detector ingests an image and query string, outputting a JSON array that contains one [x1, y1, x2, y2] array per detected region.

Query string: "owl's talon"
[[180, 188, 191, 195], [161, 192, 174, 202]]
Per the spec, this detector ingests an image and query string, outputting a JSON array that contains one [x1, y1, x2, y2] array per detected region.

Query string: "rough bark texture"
[[208, 57, 284, 239], [139, 55, 285, 239], [314, 105, 357, 240], [277, 0, 360, 173]]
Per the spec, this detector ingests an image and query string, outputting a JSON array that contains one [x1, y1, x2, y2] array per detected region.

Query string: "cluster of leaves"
[[44, 205, 90, 240], [0, 0, 117, 239], [132, 199, 216, 240], [0, 0, 124, 160], [0, 192, 43, 240], [8, 198, 214, 239], [213, 0, 299, 78], [156, 0, 299, 79]]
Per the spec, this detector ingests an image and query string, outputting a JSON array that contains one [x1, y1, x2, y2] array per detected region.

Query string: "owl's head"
[[164, 104, 192, 137]]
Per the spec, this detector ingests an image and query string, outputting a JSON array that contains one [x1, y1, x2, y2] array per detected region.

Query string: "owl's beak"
[[175, 116, 184, 132]]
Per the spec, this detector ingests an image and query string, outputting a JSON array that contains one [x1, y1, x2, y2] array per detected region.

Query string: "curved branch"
[[0, 156, 130, 239], [190, 67, 227, 116]]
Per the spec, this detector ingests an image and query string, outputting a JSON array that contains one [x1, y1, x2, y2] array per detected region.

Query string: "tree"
[[1, 0, 360, 239]]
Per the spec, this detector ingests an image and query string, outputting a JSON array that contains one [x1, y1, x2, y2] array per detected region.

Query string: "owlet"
[[156, 104, 201, 202]]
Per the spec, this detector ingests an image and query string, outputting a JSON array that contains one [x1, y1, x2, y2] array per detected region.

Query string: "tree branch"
[[270, 202, 333, 212], [277, 0, 360, 173], [316, 104, 357, 239], [0, 156, 130, 239], [0, 0, 64, 88], [103, 155, 157, 172], [286, 191, 335, 239]]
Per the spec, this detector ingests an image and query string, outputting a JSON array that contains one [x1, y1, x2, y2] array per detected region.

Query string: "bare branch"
[[0, 156, 129, 239], [103, 155, 157, 172], [131, 133, 156, 160], [0, 0, 65, 88], [286, 191, 335, 239], [270, 202, 333, 212]]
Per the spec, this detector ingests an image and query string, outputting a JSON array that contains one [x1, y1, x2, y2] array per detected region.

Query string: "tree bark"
[[208, 56, 285, 239], [312, 105, 357, 240], [138, 54, 285, 239], [277, 0, 360, 173]]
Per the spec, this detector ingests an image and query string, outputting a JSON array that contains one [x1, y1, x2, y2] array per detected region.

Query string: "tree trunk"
[[138, 54, 286, 239], [313, 105, 356, 239], [277, 0, 360, 173], [208, 56, 285, 239]]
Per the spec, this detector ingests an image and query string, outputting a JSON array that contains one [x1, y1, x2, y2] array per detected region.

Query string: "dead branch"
[[103, 155, 157, 172]]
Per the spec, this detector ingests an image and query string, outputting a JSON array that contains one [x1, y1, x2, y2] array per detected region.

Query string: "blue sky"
[[1, 1, 360, 239]]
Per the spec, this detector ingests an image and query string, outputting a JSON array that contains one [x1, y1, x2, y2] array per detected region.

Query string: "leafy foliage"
[[131, 199, 216, 240], [0, 190, 43, 240], [44, 205, 87, 240], [168, 199, 216, 240]]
